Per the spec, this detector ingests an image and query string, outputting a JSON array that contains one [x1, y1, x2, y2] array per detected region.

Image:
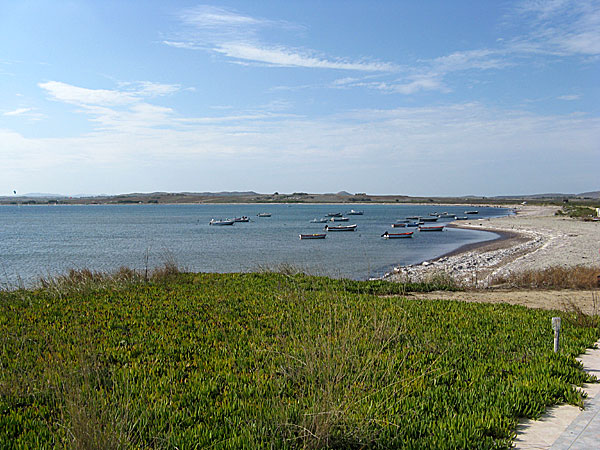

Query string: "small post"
[[552, 317, 561, 353]]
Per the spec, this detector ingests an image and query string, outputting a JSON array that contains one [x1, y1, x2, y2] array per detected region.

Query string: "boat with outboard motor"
[[381, 231, 413, 239]]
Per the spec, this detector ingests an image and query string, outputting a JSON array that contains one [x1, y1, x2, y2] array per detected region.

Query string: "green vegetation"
[[1, 271, 599, 449], [555, 204, 599, 220]]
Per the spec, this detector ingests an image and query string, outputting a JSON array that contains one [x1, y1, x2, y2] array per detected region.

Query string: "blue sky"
[[1, 0, 599, 196]]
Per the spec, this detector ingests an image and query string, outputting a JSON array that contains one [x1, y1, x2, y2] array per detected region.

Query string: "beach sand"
[[383, 204, 600, 313]]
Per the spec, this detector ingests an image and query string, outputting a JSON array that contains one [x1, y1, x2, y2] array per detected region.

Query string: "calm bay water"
[[0, 203, 511, 287]]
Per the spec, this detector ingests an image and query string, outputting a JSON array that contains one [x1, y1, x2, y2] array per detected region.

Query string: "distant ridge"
[[492, 191, 600, 199]]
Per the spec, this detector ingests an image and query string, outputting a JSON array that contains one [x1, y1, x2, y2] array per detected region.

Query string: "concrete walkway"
[[513, 340, 600, 449]]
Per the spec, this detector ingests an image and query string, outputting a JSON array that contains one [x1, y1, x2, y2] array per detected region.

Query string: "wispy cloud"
[[2, 107, 43, 121], [509, 0, 600, 56], [558, 94, 580, 100], [39, 81, 137, 105], [4, 107, 33, 116], [165, 5, 396, 72], [4, 100, 598, 195], [39, 80, 181, 106], [213, 42, 397, 71]]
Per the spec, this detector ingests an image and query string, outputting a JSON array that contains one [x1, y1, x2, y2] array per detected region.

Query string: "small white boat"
[[209, 219, 234, 226], [329, 216, 349, 222], [310, 218, 328, 223], [257, 213, 271, 217], [299, 233, 327, 240], [326, 212, 343, 217], [454, 216, 469, 220], [324, 224, 357, 231], [381, 231, 413, 239], [234, 216, 249, 222], [347, 210, 363, 215], [465, 210, 479, 214]]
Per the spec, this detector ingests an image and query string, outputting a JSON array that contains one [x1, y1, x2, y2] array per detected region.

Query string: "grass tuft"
[[490, 265, 600, 290]]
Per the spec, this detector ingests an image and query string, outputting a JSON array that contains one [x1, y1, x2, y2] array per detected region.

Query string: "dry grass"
[[35, 262, 184, 298], [490, 265, 600, 290], [563, 292, 600, 328]]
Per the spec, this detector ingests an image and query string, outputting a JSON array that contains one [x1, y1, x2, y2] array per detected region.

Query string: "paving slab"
[[513, 340, 600, 449]]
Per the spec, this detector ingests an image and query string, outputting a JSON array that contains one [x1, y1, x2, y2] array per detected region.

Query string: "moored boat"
[[324, 224, 357, 231], [391, 223, 407, 228], [420, 217, 439, 222], [329, 216, 349, 222], [406, 222, 420, 227], [347, 209, 364, 215], [310, 218, 328, 223], [406, 216, 420, 220], [257, 213, 271, 217], [381, 231, 413, 239], [234, 216, 249, 222], [299, 233, 327, 240], [465, 210, 479, 214], [209, 219, 235, 226], [327, 212, 343, 217], [454, 216, 469, 220], [419, 225, 444, 232]]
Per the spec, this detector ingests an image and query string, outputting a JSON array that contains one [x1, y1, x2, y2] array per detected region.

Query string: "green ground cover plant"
[[1, 272, 598, 449]]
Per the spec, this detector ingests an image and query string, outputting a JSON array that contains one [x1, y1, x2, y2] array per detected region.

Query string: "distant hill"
[[492, 191, 600, 200], [22, 193, 68, 198], [577, 191, 600, 199]]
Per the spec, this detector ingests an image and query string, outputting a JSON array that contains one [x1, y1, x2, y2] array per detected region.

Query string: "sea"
[[0, 203, 512, 287]]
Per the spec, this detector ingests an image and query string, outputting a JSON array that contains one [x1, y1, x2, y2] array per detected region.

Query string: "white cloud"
[[39, 81, 181, 107], [4, 99, 598, 192], [557, 94, 580, 100], [166, 5, 396, 72], [431, 49, 510, 72], [180, 5, 267, 29], [4, 107, 33, 116], [39, 81, 138, 106], [214, 42, 397, 71], [510, 0, 600, 56], [162, 40, 203, 50]]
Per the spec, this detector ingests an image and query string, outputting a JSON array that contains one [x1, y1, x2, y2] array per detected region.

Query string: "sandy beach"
[[383, 205, 600, 313], [385, 204, 600, 285]]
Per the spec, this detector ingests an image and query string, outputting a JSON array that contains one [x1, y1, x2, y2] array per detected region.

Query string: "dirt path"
[[405, 289, 599, 315]]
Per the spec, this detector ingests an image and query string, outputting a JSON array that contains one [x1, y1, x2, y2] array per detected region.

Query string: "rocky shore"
[[382, 205, 600, 287]]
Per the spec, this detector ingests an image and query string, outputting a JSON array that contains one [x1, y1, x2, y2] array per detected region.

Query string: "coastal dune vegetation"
[[1, 268, 599, 449]]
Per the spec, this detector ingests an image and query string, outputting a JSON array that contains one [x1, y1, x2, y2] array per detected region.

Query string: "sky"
[[1, 0, 599, 197]]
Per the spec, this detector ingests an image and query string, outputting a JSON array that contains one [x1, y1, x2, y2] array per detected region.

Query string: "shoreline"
[[382, 205, 600, 286], [431, 226, 524, 261]]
